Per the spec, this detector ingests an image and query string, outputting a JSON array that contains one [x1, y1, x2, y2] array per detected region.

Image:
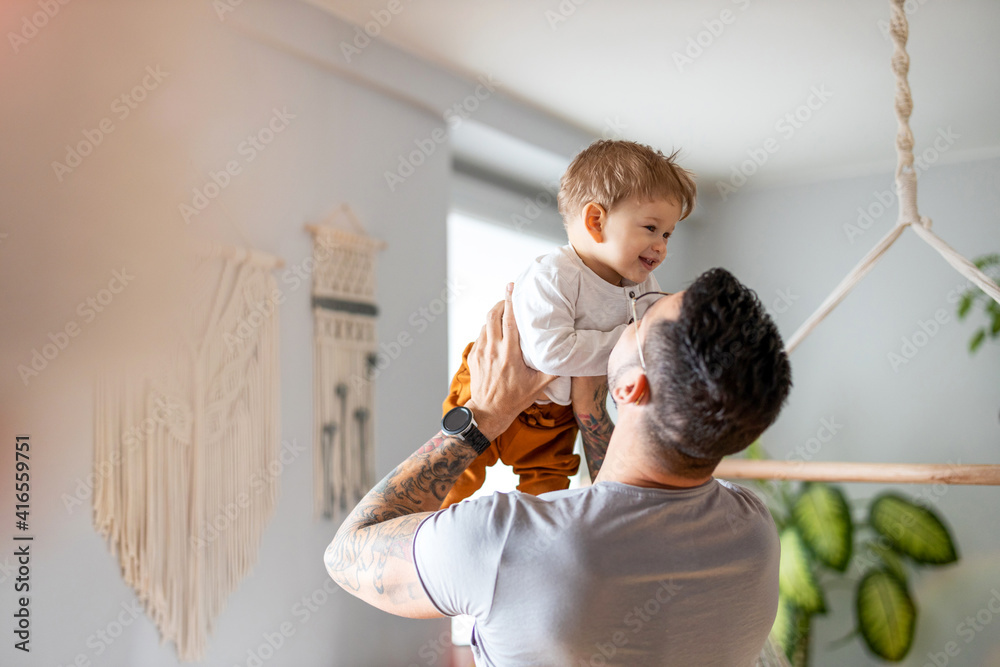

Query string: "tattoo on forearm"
[[575, 383, 613, 481], [325, 432, 478, 606]]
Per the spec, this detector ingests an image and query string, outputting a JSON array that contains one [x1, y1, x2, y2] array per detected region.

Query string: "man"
[[325, 268, 792, 666]]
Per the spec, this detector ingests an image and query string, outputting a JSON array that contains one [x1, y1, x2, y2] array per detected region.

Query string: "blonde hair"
[[557, 140, 697, 225]]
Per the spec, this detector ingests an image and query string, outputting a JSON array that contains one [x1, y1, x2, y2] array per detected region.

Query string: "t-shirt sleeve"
[[514, 269, 627, 377], [412, 493, 516, 619]]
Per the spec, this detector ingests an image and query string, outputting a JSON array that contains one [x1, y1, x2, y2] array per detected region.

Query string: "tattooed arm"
[[571, 375, 614, 481], [324, 431, 480, 618], [325, 284, 553, 618]]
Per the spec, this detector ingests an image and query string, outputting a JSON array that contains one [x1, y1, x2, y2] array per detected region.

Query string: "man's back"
[[413, 478, 780, 667]]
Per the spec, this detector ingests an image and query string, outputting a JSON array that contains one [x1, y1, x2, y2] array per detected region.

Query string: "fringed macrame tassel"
[[93, 248, 282, 661]]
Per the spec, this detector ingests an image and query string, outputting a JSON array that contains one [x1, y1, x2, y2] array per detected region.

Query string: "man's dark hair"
[[642, 268, 792, 477]]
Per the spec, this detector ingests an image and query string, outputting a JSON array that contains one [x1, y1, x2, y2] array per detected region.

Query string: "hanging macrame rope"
[[307, 211, 387, 520], [94, 245, 283, 661], [720, 0, 1000, 488], [784, 0, 1000, 354]]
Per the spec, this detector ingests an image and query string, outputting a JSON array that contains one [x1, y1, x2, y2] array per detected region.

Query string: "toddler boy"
[[440, 140, 696, 507]]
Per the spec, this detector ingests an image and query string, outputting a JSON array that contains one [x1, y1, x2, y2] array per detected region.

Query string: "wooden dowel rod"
[[714, 460, 1000, 486], [304, 224, 388, 250]]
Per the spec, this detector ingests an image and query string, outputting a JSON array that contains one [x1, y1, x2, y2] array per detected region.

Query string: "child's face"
[[590, 197, 682, 285]]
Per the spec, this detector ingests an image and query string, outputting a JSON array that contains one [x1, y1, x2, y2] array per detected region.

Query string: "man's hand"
[[465, 283, 555, 440], [325, 283, 554, 618]]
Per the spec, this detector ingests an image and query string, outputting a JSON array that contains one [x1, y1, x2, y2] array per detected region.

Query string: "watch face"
[[443, 407, 471, 433]]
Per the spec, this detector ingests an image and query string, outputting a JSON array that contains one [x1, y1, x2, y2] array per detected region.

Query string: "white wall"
[[5, 1, 998, 665], [690, 158, 1000, 666], [0, 1, 478, 665]]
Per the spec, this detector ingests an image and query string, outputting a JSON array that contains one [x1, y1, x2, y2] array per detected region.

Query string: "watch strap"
[[462, 425, 491, 455]]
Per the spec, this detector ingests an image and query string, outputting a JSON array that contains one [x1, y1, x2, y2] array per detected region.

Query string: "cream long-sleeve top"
[[511, 244, 660, 406]]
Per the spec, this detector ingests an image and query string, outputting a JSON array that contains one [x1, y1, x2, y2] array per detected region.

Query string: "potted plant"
[[744, 443, 959, 665]]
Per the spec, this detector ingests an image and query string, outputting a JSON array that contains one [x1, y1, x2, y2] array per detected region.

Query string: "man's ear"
[[582, 202, 607, 243], [611, 368, 648, 407]]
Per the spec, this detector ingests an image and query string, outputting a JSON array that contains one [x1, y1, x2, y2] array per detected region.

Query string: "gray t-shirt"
[[413, 479, 779, 667]]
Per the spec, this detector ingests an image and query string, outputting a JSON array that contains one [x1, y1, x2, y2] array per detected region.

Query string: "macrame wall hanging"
[[93, 244, 283, 661], [307, 205, 386, 519]]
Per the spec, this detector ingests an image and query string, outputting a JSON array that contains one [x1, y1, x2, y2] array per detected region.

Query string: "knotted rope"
[[784, 0, 1000, 353]]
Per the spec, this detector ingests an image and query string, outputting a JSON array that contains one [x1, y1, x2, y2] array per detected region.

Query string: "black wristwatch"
[[441, 406, 491, 454]]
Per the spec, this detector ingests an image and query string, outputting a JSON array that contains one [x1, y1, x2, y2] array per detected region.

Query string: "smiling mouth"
[[640, 257, 657, 270]]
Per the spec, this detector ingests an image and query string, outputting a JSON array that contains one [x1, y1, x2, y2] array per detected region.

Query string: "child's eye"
[[663, 232, 671, 239], [645, 225, 656, 232]]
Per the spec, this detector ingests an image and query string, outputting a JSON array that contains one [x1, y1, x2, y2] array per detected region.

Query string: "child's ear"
[[583, 202, 607, 243]]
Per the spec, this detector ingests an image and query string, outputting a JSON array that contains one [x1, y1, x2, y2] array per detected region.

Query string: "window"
[[446, 211, 588, 645]]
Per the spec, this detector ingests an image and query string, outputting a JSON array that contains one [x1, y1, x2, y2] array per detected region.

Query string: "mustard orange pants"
[[440, 342, 580, 509]]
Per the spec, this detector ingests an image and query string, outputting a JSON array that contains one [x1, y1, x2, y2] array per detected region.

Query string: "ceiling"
[[307, 0, 1000, 193]]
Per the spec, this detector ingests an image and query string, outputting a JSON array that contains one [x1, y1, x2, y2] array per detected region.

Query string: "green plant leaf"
[[873, 543, 908, 583], [856, 570, 916, 661], [746, 439, 767, 460], [779, 527, 826, 614], [957, 292, 975, 319], [869, 494, 959, 565], [970, 329, 986, 353], [769, 595, 797, 658], [974, 253, 1000, 270], [770, 596, 813, 667], [792, 483, 854, 571]]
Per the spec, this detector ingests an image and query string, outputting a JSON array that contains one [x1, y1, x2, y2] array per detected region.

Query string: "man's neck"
[[594, 423, 713, 490]]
